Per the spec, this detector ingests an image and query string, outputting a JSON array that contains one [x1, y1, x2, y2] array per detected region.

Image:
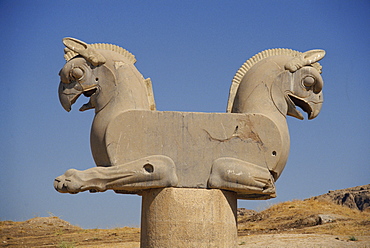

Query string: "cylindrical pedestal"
[[140, 188, 237, 248]]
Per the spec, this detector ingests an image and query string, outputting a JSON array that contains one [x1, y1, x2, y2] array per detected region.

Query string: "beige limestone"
[[140, 188, 237, 248], [54, 37, 326, 248], [54, 38, 325, 200], [54, 109, 281, 199], [107, 111, 278, 199], [54, 38, 325, 199]]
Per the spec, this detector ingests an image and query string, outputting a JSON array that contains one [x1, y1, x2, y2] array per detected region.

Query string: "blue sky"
[[1, 1, 369, 229]]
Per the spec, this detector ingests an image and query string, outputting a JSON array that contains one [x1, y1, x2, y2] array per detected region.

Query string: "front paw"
[[208, 157, 276, 195], [54, 169, 83, 194]]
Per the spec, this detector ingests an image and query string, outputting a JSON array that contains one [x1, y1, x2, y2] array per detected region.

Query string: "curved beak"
[[308, 97, 323, 120], [58, 82, 83, 112], [287, 92, 323, 120]]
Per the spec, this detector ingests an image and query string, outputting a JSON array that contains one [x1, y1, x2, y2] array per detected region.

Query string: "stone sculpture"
[[54, 38, 325, 200]]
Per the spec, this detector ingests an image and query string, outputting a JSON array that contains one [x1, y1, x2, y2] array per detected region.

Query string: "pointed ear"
[[302, 49, 326, 64], [62, 37, 106, 66], [63, 37, 89, 51]]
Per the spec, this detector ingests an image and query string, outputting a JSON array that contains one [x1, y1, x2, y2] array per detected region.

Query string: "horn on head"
[[302, 49, 326, 64], [63, 37, 106, 66], [285, 49, 326, 72]]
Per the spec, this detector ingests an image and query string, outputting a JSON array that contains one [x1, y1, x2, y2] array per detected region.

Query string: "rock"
[[310, 184, 370, 211], [237, 208, 258, 217], [318, 214, 336, 224], [294, 215, 320, 227]]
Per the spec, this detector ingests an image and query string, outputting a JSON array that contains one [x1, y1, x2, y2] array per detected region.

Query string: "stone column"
[[140, 187, 237, 248]]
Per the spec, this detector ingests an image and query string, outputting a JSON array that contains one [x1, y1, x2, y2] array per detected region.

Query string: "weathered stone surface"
[[237, 208, 258, 217], [54, 39, 326, 199], [140, 188, 237, 248], [108, 110, 279, 199], [54, 37, 327, 248], [318, 214, 337, 224], [311, 184, 370, 211]]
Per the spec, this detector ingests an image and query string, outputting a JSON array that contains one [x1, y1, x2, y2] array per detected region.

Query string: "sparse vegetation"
[[59, 241, 76, 248], [48, 211, 56, 217], [238, 198, 370, 237], [55, 229, 65, 236], [348, 235, 358, 241], [1, 198, 369, 247]]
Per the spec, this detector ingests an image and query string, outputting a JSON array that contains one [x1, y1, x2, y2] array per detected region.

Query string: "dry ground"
[[237, 198, 370, 247], [1, 199, 369, 247]]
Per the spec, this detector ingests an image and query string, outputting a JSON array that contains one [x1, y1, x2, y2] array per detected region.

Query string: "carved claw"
[[208, 157, 276, 199], [54, 168, 108, 194], [54, 155, 178, 194]]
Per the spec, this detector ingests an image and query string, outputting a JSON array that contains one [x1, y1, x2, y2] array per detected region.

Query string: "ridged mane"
[[64, 43, 137, 64], [227, 48, 322, 113]]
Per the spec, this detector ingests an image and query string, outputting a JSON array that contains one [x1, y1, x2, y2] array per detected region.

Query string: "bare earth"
[[1, 199, 369, 247]]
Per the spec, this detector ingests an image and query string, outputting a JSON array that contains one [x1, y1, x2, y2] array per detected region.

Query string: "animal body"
[[54, 38, 325, 199], [226, 48, 325, 180]]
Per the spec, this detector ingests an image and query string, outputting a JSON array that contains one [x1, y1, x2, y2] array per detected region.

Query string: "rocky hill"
[[310, 184, 370, 211]]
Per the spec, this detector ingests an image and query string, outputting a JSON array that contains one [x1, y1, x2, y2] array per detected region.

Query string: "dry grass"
[[0, 218, 140, 247], [238, 198, 370, 236], [1, 199, 369, 247]]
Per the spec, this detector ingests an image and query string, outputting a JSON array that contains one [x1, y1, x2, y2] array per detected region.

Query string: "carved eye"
[[302, 76, 315, 88], [71, 67, 84, 80]]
